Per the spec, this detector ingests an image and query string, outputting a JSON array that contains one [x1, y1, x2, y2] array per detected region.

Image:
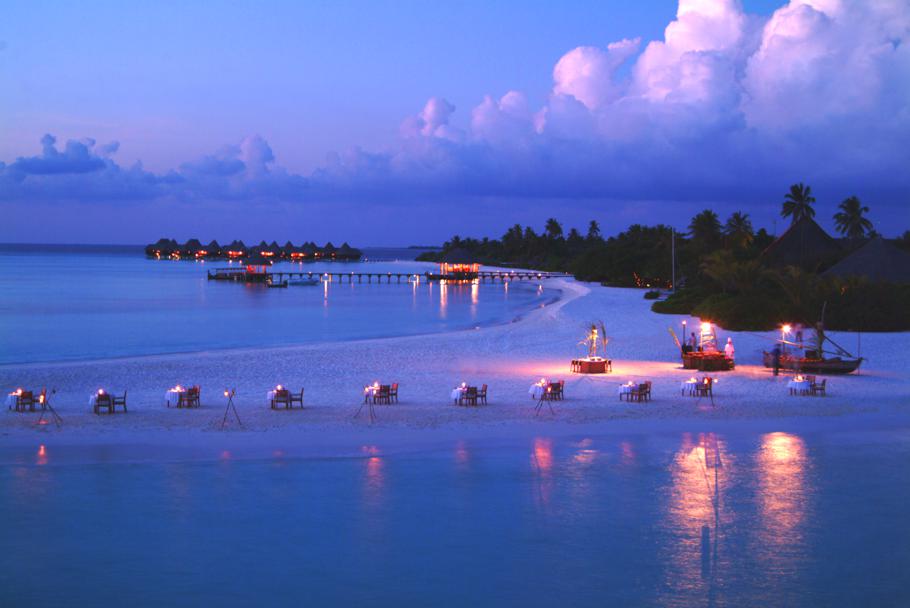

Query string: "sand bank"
[[2, 280, 908, 455]]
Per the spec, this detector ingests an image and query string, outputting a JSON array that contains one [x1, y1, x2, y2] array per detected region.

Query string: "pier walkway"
[[207, 268, 572, 283]]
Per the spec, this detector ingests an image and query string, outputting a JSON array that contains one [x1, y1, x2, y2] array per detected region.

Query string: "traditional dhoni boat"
[[762, 322, 863, 375]]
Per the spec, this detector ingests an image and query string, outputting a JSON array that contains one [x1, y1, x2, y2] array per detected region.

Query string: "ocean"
[[0, 244, 558, 365], [0, 427, 907, 606]]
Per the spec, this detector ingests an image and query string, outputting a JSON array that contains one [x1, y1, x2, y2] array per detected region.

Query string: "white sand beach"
[[2, 280, 909, 456]]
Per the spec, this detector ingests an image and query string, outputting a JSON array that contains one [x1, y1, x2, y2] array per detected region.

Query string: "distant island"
[[418, 184, 910, 331], [144, 238, 362, 261]]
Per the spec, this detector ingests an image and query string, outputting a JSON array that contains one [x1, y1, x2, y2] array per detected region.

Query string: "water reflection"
[[361, 445, 385, 509], [665, 433, 732, 601], [530, 437, 554, 507], [37, 444, 48, 466], [439, 282, 448, 318], [756, 433, 808, 564]]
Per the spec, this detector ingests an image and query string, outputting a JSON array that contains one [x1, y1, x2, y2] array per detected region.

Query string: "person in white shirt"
[[724, 337, 735, 361]]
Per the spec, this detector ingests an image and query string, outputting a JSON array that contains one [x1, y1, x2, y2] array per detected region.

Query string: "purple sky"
[[1, 0, 908, 245]]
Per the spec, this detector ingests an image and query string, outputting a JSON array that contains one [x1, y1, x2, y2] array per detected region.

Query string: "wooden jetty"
[[208, 268, 572, 284]]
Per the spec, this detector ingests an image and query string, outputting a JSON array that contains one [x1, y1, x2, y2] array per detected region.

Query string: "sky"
[[1, 0, 908, 245]]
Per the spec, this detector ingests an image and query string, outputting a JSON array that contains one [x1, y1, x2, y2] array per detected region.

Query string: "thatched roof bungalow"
[[761, 217, 841, 271], [823, 237, 910, 284]]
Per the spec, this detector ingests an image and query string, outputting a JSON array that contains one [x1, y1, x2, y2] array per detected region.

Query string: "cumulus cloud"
[[1, 0, 908, 223]]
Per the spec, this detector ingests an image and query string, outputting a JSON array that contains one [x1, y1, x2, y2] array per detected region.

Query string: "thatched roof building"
[[823, 237, 910, 284], [761, 217, 841, 270]]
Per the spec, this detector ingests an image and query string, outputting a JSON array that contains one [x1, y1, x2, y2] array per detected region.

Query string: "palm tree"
[[833, 196, 873, 239], [688, 209, 722, 248], [781, 183, 816, 224], [544, 218, 564, 240], [723, 211, 754, 249], [586, 220, 602, 241]]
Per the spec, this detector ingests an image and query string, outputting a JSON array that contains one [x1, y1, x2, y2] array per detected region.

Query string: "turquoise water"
[[0, 245, 557, 365], [1, 428, 908, 606]]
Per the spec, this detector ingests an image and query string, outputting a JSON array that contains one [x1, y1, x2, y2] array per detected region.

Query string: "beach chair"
[[288, 389, 304, 409], [111, 391, 128, 413], [271, 389, 290, 409], [479, 384, 488, 405], [390, 383, 399, 404], [94, 393, 113, 415], [810, 378, 826, 396]]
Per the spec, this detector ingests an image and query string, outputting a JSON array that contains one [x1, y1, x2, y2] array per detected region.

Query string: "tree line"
[[419, 184, 909, 331]]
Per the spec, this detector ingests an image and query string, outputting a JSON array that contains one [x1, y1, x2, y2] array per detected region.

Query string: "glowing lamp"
[[700, 321, 712, 333], [782, 324, 792, 334], [223, 390, 229, 397], [97, 389, 105, 395]]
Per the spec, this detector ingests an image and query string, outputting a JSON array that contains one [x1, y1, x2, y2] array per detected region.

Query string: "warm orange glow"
[[756, 432, 808, 550], [532, 437, 553, 472], [37, 444, 47, 466], [782, 324, 792, 334], [700, 321, 712, 333]]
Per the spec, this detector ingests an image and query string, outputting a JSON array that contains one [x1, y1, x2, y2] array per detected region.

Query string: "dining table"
[[788, 378, 811, 395], [528, 383, 547, 400], [165, 388, 186, 407]]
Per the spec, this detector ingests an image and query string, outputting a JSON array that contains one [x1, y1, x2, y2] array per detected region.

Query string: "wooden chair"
[[478, 384, 488, 405], [631, 382, 650, 402], [606, 360, 613, 373], [462, 386, 478, 406], [378, 385, 392, 405], [288, 389, 304, 409], [271, 389, 290, 409], [187, 386, 201, 408], [111, 391, 128, 413], [694, 378, 712, 398], [549, 381, 564, 401], [810, 378, 826, 396], [94, 393, 113, 415], [390, 383, 399, 403], [17, 390, 36, 412]]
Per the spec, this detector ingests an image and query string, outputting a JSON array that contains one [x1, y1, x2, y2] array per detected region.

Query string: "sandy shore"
[[2, 280, 909, 455]]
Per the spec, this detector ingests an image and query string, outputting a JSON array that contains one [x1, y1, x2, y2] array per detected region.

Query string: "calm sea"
[[0, 244, 558, 365], [1, 427, 908, 606]]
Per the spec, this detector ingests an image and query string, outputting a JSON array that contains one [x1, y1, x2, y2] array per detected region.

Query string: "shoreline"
[[2, 279, 908, 457]]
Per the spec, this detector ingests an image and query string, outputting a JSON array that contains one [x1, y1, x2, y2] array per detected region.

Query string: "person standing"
[[771, 344, 782, 376], [724, 337, 735, 362]]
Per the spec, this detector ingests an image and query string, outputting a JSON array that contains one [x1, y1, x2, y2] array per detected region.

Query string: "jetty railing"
[[208, 269, 572, 283]]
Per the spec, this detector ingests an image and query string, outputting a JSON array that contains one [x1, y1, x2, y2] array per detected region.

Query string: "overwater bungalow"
[[428, 248, 480, 281], [181, 238, 204, 259], [225, 240, 247, 259], [145, 238, 178, 258], [201, 239, 222, 259], [337, 242, 362, 261], [322, 242, 337, 259], [281, 241, 296, 260]]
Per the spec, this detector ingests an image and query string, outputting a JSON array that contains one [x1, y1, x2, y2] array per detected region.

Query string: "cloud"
[[1, 0, 908, 227]]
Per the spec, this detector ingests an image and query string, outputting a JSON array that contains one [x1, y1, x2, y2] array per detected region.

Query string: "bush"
[[643, 290, 661, 300], [651, 288, 709, 315]]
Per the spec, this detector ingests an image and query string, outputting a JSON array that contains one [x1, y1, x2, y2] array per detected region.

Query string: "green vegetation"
[[419, 183, 910, 331]]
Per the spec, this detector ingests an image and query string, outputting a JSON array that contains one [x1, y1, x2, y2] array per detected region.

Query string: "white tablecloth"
[[89, 394, 105, 407], [6, 394, 19, 408], [165, 389, 185, 407], [788, 380, 810, 394], [529, 385, 546, 400], [451, 388, 465, 402], [681, 381, 698, 395], [618, 384, 635, 396]]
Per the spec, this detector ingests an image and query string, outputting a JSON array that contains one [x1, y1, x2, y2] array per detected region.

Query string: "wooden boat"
[[763, 317, 863, 375], [762, 351, 862, 375]]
